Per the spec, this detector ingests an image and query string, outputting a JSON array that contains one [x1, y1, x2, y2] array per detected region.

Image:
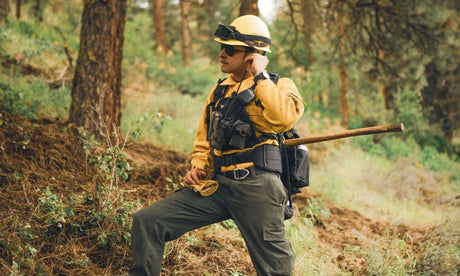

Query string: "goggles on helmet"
[[214, 24, 271, 48], [220, 44, 256, 56]]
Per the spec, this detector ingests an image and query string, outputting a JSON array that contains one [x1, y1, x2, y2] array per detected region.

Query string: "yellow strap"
[[213, 139, 279, 156], [220, 162, 254, 172]]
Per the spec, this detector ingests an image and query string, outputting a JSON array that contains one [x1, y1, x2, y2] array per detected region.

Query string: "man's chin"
[[220, 66, 230, 73]]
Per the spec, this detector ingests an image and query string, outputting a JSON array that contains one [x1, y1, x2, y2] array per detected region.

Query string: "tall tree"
[[338, 1, 436, 109], [69, 0, 127, 139], [337, 3, 349, 128], [0, 0, 10, 22], [181, 0, 191, 67], [301, 0, 316, 66], [15, 0, 22, 19], [32, 0, 45, 22], [421, 1, 460, 143], [240, 0, 258, 16], [152, 0, 167, 55]]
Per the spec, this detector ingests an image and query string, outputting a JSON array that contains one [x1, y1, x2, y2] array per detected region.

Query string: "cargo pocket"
[[263, 225, 286, 241], [261, 225, 295, 273]]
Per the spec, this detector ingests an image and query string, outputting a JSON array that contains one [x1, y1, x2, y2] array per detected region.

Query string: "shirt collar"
[[221, 74, 255, 87]]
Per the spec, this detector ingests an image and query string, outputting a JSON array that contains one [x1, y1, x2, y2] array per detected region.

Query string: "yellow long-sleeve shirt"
[[191, 74, 304, 171]]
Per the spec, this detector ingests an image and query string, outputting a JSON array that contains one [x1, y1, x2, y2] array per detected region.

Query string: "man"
[[129, 15, 304, 276]]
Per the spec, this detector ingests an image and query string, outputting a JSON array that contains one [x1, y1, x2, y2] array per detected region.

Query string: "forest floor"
[[1, 109, 450, 276]]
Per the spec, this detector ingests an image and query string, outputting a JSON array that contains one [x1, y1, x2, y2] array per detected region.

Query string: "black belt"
[[217, 166, 273, 180]]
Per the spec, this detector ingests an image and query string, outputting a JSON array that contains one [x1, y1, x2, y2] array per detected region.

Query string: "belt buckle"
[[233, 168, 250, 180]]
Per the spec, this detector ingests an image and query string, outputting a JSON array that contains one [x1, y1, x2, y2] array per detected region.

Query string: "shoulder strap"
[[269, 73, 281, 84], [212, 77, 228, 102], [206, 78, 228, 127]]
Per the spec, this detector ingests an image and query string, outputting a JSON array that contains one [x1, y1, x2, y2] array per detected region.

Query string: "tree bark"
[[69, 0, 127, 139], [302, 0, 315, 67], [16, 0, 21, 19], [33, 0, 44, 22], [152, 0, 167, 55], [0, 0, 10, 22], [338, 5, 349, 128], [181, 0, 191, 67], [240, 0, 259, 16]]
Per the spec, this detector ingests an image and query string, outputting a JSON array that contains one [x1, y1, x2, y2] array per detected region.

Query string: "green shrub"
[[0, 81, 39, 118], [418, 145, 459, 175], [18, 20, 36, 36], [392, 87, 452, 153], [381, 136, 419, 159], [0, 75, 70, 119]]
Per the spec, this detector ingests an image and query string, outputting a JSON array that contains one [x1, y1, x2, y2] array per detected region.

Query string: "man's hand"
[[244, 53, 269, 77], [183, 167, 206, 188]]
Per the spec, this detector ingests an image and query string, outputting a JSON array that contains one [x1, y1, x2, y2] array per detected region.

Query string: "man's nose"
[[219, 48, 227, 58]]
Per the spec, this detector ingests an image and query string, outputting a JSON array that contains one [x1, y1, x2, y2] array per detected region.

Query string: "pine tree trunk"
[[0, 0, 10, 22], [181, 0, 191, 67], [203, 0, 218, 61], [240, 0, 259, 16], [302, 0, 315, 67], [338, 7, 349, 128], [16, 0, 21, 19], [69, 0, 127, 139], [152, 0, 167, 55], [33, 0, 43, 22]]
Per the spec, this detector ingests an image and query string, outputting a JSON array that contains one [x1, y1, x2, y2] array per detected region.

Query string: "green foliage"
[[3, 17, 78, 60], [392, 88, 429, 141], [80, 129, 133, 183], [127, 110, 165, 141], [0, 81, 38, 118], [0, 75, 70, 119], [123, 9, 218, 96], [142, 55, 216, 96], [37, 186, 73, 227], [123, 11, 155, 63]]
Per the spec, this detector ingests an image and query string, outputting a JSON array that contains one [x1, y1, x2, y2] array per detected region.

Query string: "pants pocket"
[[263, 225, 286, 241]]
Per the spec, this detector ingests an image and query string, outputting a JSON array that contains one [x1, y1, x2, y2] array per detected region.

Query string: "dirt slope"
[[0, 110, 435, 275]]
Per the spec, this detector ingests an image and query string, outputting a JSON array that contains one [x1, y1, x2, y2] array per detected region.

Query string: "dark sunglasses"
[[220, 44, 255, 56]]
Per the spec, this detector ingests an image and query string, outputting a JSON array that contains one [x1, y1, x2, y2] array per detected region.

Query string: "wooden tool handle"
[[283, 123, 404, 147]]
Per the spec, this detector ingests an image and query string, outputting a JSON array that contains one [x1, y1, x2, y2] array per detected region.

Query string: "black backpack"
[[279, 128, 310, 220]]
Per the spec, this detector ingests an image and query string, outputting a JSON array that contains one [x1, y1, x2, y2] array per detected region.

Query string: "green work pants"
[[129, 172, 295, 276]]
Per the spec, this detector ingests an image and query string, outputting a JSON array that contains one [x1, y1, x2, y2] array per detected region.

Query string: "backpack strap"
[[213, 77, 228, 102], [268, 73, 281, 84], [205, 78, 228, 127]]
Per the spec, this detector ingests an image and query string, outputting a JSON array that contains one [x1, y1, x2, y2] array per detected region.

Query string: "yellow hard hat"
[[214, 15, 271, 53]]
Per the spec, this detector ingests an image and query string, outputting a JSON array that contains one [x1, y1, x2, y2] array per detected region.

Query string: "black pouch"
[[283, 129, 310, 193], [284, 199, 294, 220], [280, 128, 310, 220], [252, 144, 283, 173], [228, 120, 252, 149]]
